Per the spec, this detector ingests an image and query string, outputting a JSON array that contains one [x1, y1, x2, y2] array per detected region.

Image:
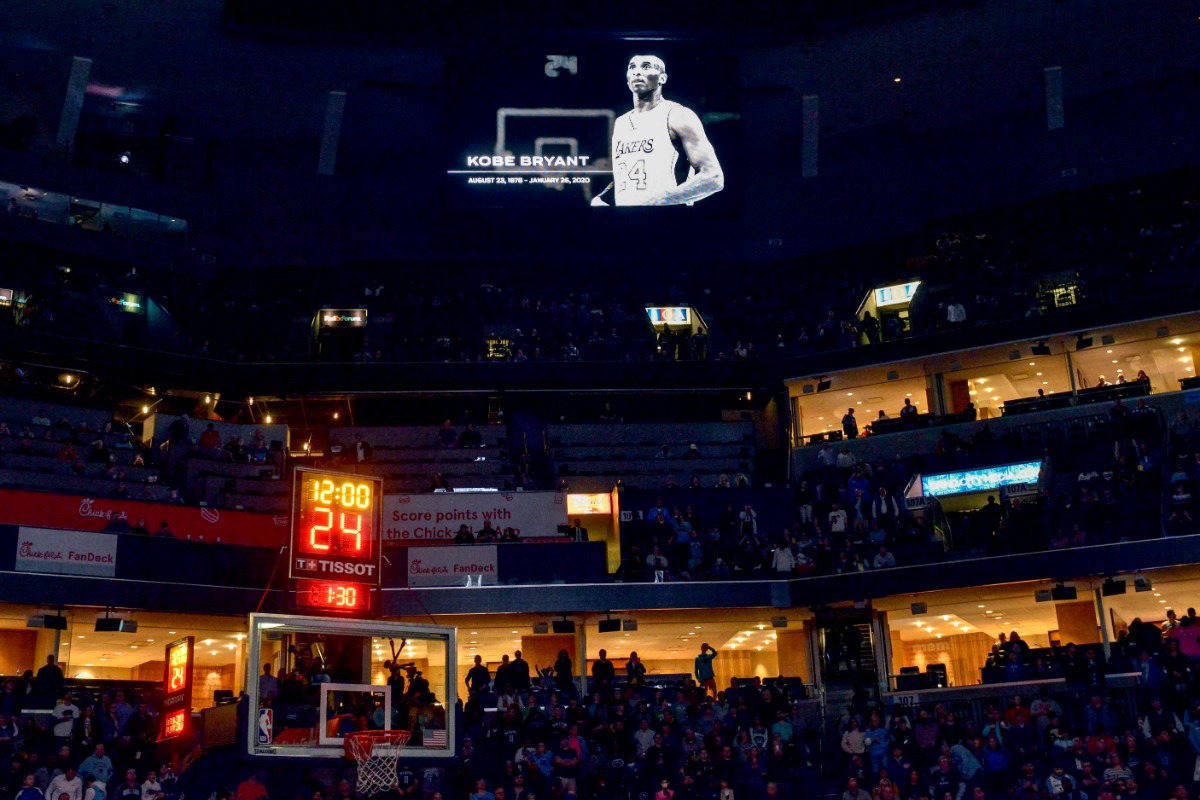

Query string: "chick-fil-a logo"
[[409, 559, 449, 575], [78, 498, 128, 521], [18, 540, 63, 560]]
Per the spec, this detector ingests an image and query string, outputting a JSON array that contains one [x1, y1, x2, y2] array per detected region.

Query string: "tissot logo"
[[296, 558, 374, 576]]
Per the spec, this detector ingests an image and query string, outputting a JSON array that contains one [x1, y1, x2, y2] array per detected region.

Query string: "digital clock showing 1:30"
[[293, 579, 373, 614]]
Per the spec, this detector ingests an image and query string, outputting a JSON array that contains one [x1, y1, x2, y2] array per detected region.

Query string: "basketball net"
[[344, 731, 411, 796]]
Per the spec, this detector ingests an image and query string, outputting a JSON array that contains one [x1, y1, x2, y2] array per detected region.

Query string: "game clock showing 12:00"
[[288, 468, 382, 585]]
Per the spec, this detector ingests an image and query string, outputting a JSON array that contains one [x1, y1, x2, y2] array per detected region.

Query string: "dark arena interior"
[[3, 1, 1200, 799]]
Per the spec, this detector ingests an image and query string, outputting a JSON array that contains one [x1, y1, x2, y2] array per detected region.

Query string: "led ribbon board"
[[920, 461, 1042, 498]]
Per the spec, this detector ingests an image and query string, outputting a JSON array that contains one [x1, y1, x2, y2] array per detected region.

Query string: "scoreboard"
[[289, 467, 382, 616]]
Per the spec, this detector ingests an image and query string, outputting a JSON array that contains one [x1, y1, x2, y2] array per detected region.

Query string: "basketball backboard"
[[246, 613, 456, 759]]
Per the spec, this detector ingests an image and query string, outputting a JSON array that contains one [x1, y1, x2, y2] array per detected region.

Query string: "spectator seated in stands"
[[437, 420, 458, 448], [475, 520, 498, 543], [1168, 484, 1193, 530], [248, 431, 269, 463], [87, 440, 109, 463], [458, 423, 482, 448], [198, 423, 221, 456]]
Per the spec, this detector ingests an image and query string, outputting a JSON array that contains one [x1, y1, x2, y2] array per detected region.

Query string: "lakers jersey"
[[611, 100, 685, 206]]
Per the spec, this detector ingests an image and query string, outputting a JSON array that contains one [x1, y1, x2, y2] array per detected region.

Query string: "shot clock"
[[289, 468, 382, 616], [159, 636, 193, 742]]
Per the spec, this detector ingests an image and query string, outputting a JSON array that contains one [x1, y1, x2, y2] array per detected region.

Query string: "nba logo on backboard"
[[258, 708, 273, 744]]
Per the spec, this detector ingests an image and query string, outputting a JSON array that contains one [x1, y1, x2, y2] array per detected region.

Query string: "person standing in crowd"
[[694, 643, 718, 697], [842, 408, 859, 440]]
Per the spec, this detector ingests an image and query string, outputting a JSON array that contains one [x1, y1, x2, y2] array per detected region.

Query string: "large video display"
[[445, 44, 740, 211]]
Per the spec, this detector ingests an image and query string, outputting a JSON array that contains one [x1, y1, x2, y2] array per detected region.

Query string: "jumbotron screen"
[[445, 44, 740, 212]]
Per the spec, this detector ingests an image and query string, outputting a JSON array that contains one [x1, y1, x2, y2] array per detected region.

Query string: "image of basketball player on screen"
[[592, 55, 724, 207]]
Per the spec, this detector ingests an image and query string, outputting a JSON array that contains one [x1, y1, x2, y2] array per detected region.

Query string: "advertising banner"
[[406, 544, 498, 586], [383, 491, 565, 543], [0, 489, 286, 547], [15, 527, 118, 577]]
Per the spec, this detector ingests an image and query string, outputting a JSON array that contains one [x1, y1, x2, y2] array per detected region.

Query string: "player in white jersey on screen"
[[591, 54, 724, 206]]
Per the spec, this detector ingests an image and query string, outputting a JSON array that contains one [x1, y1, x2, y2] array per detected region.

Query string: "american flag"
[[422, 730, 447, 748]]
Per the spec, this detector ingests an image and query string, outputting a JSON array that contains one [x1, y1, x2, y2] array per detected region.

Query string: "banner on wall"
[[407, 545, 498, 586], [0, 489, 285, 548], [16, 527, 118, 577], [383, 491, 566, 543]]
